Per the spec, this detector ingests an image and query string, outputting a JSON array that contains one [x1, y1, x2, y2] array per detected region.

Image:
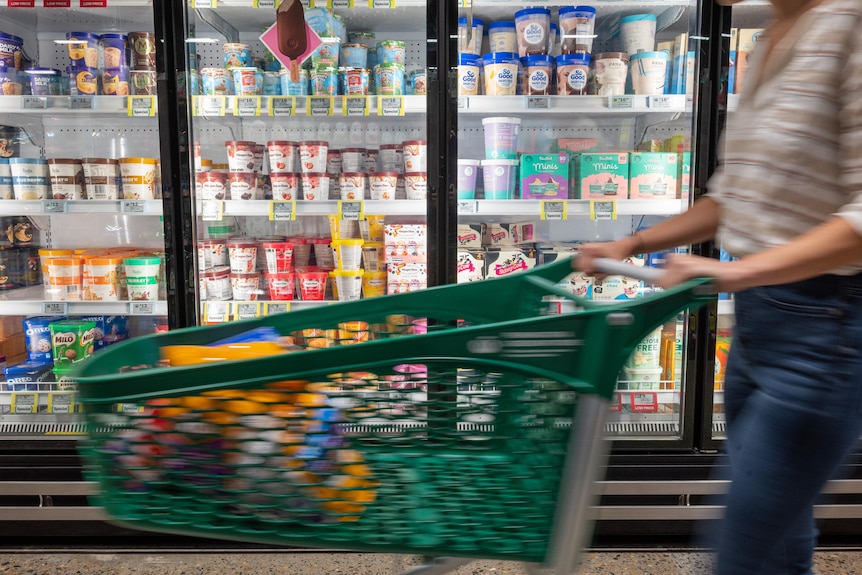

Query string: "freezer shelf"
[[196, 199, 426, 217], [457, 199, 686, 217], [0, 96, 156, 116], [192, 95, 425, 118], [0, 285, 168, 315], [459, 95, 691, 116], [0, 200, 163, 216]]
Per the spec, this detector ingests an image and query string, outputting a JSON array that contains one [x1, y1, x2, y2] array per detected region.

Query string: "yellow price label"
[[338, 200, 365, 221], [265, 302, 291, 315], [128, 95, 156, 117], [329, 0, 353, 7], [377, 96, 405, 116], [192, 0, 217, 7], [200, 200, 224, 222], [234, 302, 262, 320], [269, 200, 297, 221], [48, 393, 75, 414], [12, 393, 38, 414], [540, 200, 568, 221], [203, 302, 230, 323], [234, 96, 262, 117], [307, 96, 334, 116], [343, 96, 370, 117], [195, 95, 227, 117], [369, 0, 395, 7], [268, 96, 296, 116], [589, 200, 618, 221]]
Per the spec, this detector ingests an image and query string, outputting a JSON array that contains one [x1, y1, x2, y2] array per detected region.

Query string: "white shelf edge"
[[0, 200, 163, 216], [0, 0, 152, 5], [459, 94, 691, 116], [458, 199, 686, 217], [0, 96, 150, 115], [0, 299, 168, 316], [192, 95, 426, 118], [197, 199, 426, 217]]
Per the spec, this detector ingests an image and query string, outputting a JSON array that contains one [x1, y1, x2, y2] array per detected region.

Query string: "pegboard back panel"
[[40, 120, 162, 159]]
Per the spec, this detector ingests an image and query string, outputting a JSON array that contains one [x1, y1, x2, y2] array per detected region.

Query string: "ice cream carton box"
[[578, 153, 629, 199], [538, 246, 594, 298], [384, 224, 427, 246], [520, 153, 570, 200], [481, 222, 535, 246], [484, 247, 537, 279], [456, 224, 482, 249], [4, 360, 54, 392], [387, 260, 427, 294], [555, 138, 599, 155], [457, 250, 485, 283], [679, 151, 691, 200], [629, 152, 679, 199], [591, 256, 646, 301]]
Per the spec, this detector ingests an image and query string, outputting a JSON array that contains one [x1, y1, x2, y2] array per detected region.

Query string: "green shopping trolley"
[[75, 257, 713, 575]]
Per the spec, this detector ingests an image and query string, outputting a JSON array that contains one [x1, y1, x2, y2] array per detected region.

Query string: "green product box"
[[578, 153, 629, 199], [629, 152, 679, 199], [519, 153, 569, 199], [679, 151, 692, 200]]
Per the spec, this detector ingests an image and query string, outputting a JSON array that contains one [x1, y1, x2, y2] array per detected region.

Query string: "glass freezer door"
[[182, 0, 428, 325], [454, 0, 702, 443]]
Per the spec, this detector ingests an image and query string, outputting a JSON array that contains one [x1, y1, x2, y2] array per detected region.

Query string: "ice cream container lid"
[[480, 159, 519, 166], [124, 256, 162, 265], [66, 32, 98, 42], [488, 21, 516, 31], [403, 140, 426, 145], [559, 6, 597, 16], [87, 257, 124, 266], [81, 157, 119, 164], [459, 53, 481, 66], [47, 158, 82, 164], [556, 53, 591, 66], [370, 171, 399, 177], [481, 116, 522, 126], [514, 7, 551, 19], [301, 172, 330, 178], [202, 266, 231, 278], [300, 141, 329, 147], [458, 159, 481, 166], [620, 13, 657, 24], [596, 52, 630, 61], [227, 238, 258, 247], [458, 17, 485, 27], [481, 52, 520, 66], [99, 33, 128, 40], [8, 158, 47, 164], [521, 54, 554, 67], [629, 51, 669, 62], [225, 140, 257, 146], [341, 147, 367, 153], [119, 157, 157, 164]]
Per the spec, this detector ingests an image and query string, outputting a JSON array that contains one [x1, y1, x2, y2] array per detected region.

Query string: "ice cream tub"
[[488, 21, 517, 53], [482, 116, 521, 160], [457, 17, 484, 56], [0, 158, 12, 200], [279, 67, 308, 95], [299, 141, 329, 173], [301, 173, 330, 201], [374, 62, 405, 95], [630, 51, 669, 95], [264, 271, 295, 300], [129, 32, 156, 70], [232, 67, 262, 96], [69, 66, 99, 95], [333, 269, 364, 301], [341, 148, 366, 173], [262, 71, 280, 95], [458, 53, 481, 97], [226, 140, 256, 173], [196, 171, 228, 200], [310, 65, 338, 96], [402, 140, 426, 173], [340, 67, 369, 95], [620, 14, 657, 56], [50, 320, 96, 365], [595, 52, 629, 96], [84, 256, 123, 301], [270, 172, 300, 200], [198, 239, 228, 270], [296, 267, 328, 300], [24, 316, 65, 362], [521, 55, 554, 95], [369, 171, 398, 200], [47, 159, 84, 200], [457, 159, 480, 199], [0, 66, 22, 95], [202, 266, 232, 301], [130, 69, 157, 95], [333, 238, 363, 271], [0, 32, 23, 70], [124, 256, 160, 301], [481, 52, 519, 96], [82, 158, 121, 200], [200, 68, 232, 96], [99, 34, 128, 69], [514, 8, 551, 57], [26, 68, 63, 96], [340, 43, 368, 69], [312, 238, 335, 268], [267, 140, 298, 173], [559, 6, 596, 55], [410, 69, 426, 95], [227, 239, 257, 274], [119, 157, 157, 200], [481, 159, 519, 200], [339, 172, 366, 201], [230, 272, 260, 301], [377, 40, 406, 65], [101, 67, 129, 96], [253, 144, 265, 175], [66, 32, 98, 68], [378, 145, 401, 172], [556, 53, 590, 95], [9, 158, 49, 200], [261, 241, 293, 274], [223, 43, 252, 69], [311, 37, 341, 67], [403, 172, 427, 200], [326, 149, 342, 176], [361, 270, 386, 298], [229, 172, 257, 201]]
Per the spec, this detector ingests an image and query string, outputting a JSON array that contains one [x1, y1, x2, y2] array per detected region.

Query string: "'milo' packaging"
[[628, 152, 678, 199], [519, 153, 569, 199]]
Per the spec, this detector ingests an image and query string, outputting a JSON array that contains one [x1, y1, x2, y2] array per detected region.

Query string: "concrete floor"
[[1, 551, 862, 575]]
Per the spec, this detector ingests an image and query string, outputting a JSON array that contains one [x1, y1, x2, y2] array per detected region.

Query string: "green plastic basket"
[[75, 259, 713, 563]]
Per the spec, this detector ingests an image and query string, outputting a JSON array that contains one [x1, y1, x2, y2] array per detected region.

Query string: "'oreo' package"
[[5, 360, 54, 391], [79, 315, 130, 349], [23, 315, 65, 363]]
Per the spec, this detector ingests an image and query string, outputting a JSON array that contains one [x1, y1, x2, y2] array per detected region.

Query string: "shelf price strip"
[[12, 393, 37, 414], [339, 200, 364, 221], [43, 302, 68, 315], [369, 0, 395, 7], [540, 200, 567, 221], [191, 0, 217, 7], [265, 302, 290, 315], [307, 96, 334, 117], [269, 96, 296, 117], [378, 96, 405, 117], [269, 200, 297, 221], [43, 200, 68, 214], [234, 96, 262, 117], [130, 302, 156, 316], [255, 0, 276, 6], [122, 200, 147, 214], [343, 96, 369, 117], [589, 200, 617, 221], [204, 302, 230, 324], [235, 302, 262, 320], [200, 200, 224, 222], [69, 96, 93, 110], [21, 96, 47, 110], [329, 0, 353, 7], [129, 96, 156, 117]]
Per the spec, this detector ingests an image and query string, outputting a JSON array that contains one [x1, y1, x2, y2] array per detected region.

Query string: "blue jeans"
[[716, 274, 862, 575]]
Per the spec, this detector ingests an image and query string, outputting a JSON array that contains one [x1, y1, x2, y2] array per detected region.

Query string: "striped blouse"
[[708, 0, 862, 275]]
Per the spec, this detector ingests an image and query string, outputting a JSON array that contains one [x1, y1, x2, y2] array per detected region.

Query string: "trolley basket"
[[75, 258, 713, 572]]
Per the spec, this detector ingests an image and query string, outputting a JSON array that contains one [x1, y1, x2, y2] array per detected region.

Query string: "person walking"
[[577, 0, 862, 573]]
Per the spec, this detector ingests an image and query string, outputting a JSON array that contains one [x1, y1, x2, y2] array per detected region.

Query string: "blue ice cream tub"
[[25, 67, 63, 96], [0, 32, 24, 70], [0, 65, 23, 95], [68, 66, 99, 95], [376, 40, 406, 66], [262, 71, 281, 95], [309, 65, 338, 96], [99, 34, 129, 68], [340, 43, 368, 69], [279, 67, 308, 95]]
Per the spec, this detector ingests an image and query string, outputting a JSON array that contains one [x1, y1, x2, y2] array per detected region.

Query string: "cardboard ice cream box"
[[457, 250, 485, 283], [519, 153, 570, 200], [578, 153, 629, 199], [456, 223, 482, 249], [484, 247, 537, 279], [481, 222, 535, 246], [629, 152, 679, 199], [387, 260, 427, 294], [591, 256, 645, 301]]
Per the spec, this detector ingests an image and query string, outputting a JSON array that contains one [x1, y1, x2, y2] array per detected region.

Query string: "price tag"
[[631, 391, 659, 413], [234, 96, 262, 117], [269, 200, 297, 221], [80, 0, 108, 6], [459, 0, 470, 6], [256, 0, 275, 6], [44, 0, 70, 5], [12, 393, 37, 414], [200, 200, 224, 222], [204, 302, 230, 323], [129, 95, 156, 117], [42, 302, 68, 315], [609, 95, 634, 109], [196, 96, 226, 117], [457, 200, 478, 214], [118, 404, 144, 414], [458, 97, 468, 109], [526, 96, 550, 110], [130, 302, 156, 315], [589, 200, 617, 221], [369, 0, 395, 6], [49, 393, 74, 414], [307, 96, 334, 117], [269, 96, 296, 117], [339, 200, 365, 221], [540, 200, 568, 221], [648, 95, 674, 109], [191, 0, 217, 7], [121, 200, 147, 214], [21, 96, 47, 109], [234, 302, 261, 320], [609, 392, 623, 413], [43, 200, 68, 213], [265, 302, 290, 315], [8, 1, 36, 7], [378, 96, 405, 117], [69, 96, 93, 110], [329, 0, 353, 7], [343, 96, 369, 117]]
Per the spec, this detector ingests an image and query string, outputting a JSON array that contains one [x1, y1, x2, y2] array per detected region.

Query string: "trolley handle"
[[592, 257, 666, 284]]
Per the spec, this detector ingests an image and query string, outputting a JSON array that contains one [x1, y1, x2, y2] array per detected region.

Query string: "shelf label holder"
[[129, 95, 156, 117], [265, 302, 290, 315], [130, 302, 156, 315], [378, 96, 405, 116], [590, 200, 617, 221], [195, 96, 226, 117], [457, 200, 478, 215], [234, 96, 262, 117], [69, 96, 93, 110], [540, 200, 567, 221], [343, 96, 369, 116], [43, 200, 68, 214], [609, 95, 634, 110], [121, 200, 147, 214], [307, 96, 334, 117], [21, 96, 47, 110], [200, 200, 224, 222], [269, 200, 297, 221], [339, 200, 364, 221], [269, 96, 296, 117], [42, 302, 68, 315], [235, 302, 262, 320], [203, 302, 230, 323], [12, 393, 38, 414], [48, 392, 75, 414]]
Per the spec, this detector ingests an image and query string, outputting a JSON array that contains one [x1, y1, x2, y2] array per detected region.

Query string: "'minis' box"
[[578, 153, 629, 199], [629, 152, 679, 199], [520, 153, 569, 199]]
